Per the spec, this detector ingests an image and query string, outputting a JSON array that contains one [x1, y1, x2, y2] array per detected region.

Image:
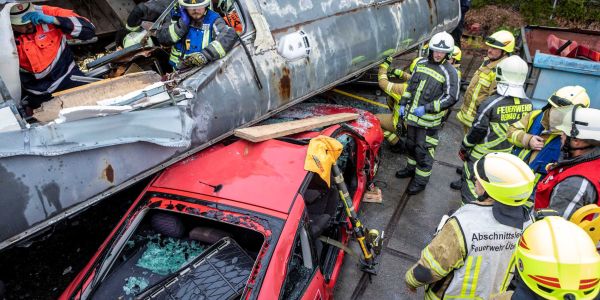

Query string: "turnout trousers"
[[405, 125, 439, 187], [461, 155, 478, 203]]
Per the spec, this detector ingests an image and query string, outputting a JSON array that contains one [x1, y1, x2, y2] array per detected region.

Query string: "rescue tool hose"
[[234, 0, 262, 90]]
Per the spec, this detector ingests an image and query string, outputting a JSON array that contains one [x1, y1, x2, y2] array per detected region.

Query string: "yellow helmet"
[[452, 46, 462, 63], [548, 85, 591, 108], [516, 216, 600, 300], [178, 0, 210, 8], [474, 152, 534, 206], [485, 30, 515, 53]]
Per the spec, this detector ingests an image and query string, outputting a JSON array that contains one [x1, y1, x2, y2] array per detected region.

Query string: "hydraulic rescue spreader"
[[304, 135, 384, 275]]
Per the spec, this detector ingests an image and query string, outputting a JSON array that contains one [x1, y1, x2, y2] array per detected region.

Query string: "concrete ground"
[[332, 108, 465, 300], [330, 51, 483, 300]]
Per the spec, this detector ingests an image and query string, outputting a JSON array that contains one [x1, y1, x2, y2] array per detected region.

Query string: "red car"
[[61, 104, 383, 300]]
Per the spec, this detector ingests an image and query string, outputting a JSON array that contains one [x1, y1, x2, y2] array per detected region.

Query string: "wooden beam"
[[234, 113, 359, 142]]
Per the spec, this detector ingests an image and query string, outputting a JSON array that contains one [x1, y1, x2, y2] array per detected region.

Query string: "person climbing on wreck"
[[10, 3, 96, 111], [157, 0, 236, 70]]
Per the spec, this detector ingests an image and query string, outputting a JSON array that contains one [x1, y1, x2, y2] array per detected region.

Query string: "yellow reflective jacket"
[[456, 57, 503, 128], [378, 63, 409, 128]]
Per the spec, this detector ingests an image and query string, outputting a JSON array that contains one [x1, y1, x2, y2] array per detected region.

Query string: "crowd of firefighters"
[[8, 0, 237, 114], [375, 29, 600, 299], [8, 0, 600, 299]]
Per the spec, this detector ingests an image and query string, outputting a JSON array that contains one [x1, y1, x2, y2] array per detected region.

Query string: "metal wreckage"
[[0, 0, 459, 250]]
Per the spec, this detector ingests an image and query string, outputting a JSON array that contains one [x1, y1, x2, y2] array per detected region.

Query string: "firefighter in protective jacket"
[[507, 86, 590, 202], [405, 152, 534, 299], [395, 31, 460, 195], [493, 216, 600, 300], [10, 3, 96, 109], [157, 0, 236, 69], [460, 56, 533, 204], [534, 105, 600, 219]]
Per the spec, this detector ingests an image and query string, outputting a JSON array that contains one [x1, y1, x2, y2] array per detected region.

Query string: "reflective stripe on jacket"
[[444, 204, 524, 299], [456, 58, 502, 127], [378, 63, 409, 128], [463, 95, 533, 160], [169, 10, 219, 67], [16, 5, 95, 95], [400, 58, 460, 128]]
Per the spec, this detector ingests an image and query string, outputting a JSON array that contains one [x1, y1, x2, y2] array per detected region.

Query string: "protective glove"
[[458, 144, 469, 161], [22, 11, 56, 25], [399, 106, 406, 118], [381, 56, 394, 69], [178, 6, 191, 28], [182, 52, 208, 68], [387, 68, 404, 78], [413, 106, 426, 117]]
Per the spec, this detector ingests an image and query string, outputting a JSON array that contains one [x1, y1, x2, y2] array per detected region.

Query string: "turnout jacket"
[[535, 147, 600, 219], [157, 7, 236, 68], [456, 58, 503, 128], [463, 94, 533, 160], [125, 0, 171, 31], [405, 202, 528, 299], [400, 58, 460, 129], [378, 62, 409, 128], [508, 109, 562, 184], [16, 5, 95, 95]]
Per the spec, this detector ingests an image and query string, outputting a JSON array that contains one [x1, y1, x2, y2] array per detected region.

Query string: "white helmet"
[[429, 32, 455, 54], [496, 56, 529, 98], [549, 106, 600, 141], [178, 0, 210, 8]]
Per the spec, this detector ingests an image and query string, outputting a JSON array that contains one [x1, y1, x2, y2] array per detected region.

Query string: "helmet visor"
[[549, 94, 574, 107], [485, 36, 506, 49]]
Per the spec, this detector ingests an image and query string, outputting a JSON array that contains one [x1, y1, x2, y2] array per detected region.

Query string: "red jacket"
[[15, 5, 95, 95]]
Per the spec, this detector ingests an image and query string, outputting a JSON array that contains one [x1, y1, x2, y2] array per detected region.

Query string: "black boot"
[[395, 168, 415, 178], [407, 182, 426, 195], [456, 167, 462, 175], [450, 179, 462, 190]]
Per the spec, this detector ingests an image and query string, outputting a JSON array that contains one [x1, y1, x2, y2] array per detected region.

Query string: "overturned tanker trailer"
[[0, 0, 460, 250]]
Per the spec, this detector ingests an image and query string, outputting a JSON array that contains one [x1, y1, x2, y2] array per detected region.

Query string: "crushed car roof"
[[152, 138, 309, 214]]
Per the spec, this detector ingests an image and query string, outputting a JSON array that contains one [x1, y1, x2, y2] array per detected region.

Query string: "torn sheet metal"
[[0, 106, 193, 157], [0, 0, 459, 249]]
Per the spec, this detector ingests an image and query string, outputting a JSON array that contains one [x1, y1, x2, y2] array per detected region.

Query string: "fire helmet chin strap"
[[561, 104, 594, 159]]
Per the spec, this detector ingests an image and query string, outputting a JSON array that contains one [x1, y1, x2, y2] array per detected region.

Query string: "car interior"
[[90, 209, 263, 299]]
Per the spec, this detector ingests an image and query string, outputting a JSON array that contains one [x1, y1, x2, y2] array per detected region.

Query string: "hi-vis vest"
[[535, 158, 600, 209], [443, 204, 525, 299], [169, 10, 219, 67]]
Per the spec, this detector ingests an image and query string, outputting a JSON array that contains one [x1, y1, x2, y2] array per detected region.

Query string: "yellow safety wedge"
[[569, 204, 600, 245]]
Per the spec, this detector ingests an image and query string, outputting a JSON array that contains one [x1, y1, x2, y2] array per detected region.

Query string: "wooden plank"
[[234, 113, 359, 142]]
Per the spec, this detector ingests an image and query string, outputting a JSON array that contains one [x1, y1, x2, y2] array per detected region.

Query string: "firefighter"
[[405, 152, 534, 299], [395, 31, 460, 195], [508, 86, 590, 202], [493, 216, 600, 300], [459, 55, 533, 204], [376, 55, 412, 150], [451, 30, 515, 190], [534, 105, 600, 219], [157, 0, 236, 69], [211, 0, 243, 33], [116, 0, 171, 47], [10, 3, 96, 110]]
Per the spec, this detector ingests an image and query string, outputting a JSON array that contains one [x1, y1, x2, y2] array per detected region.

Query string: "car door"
[[279, 211, 329, 300]]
